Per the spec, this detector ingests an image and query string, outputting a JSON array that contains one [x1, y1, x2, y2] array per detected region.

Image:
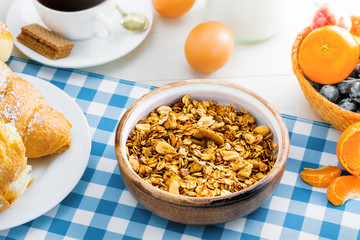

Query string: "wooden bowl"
[[115, 79, 290, 225], [291, 26, 360, 131]]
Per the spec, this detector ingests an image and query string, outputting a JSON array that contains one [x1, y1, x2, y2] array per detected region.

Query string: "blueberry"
[[354, 98, 360, 104], [336, 78, 358, 95], [337, 98, 359, 112], [308, 79, 323, 92], [304, 75, 322, 92], [352, 64, 360, 78], [349, 81, 360, 103], [319, 85, 340, 103]]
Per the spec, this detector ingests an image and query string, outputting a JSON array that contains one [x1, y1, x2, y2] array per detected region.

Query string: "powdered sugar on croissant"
[[0, 61, 72, 158]]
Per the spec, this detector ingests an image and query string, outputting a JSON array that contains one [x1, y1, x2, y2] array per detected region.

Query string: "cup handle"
[[95, 12, 116, 38]]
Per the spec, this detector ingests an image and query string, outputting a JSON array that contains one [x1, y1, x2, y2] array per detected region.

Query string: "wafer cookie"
[[17, 24, 74, 60]]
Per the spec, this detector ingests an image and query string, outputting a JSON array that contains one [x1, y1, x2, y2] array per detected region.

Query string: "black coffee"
[[38, 0, 106, 12]]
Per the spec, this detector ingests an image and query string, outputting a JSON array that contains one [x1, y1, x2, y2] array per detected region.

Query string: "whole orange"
[[185, 21, 234, 73], [298, 25, 359, 84], [336, 121, 360, 177], [152, 0, 195, 18]]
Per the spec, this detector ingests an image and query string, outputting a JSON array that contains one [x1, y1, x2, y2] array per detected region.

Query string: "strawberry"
[[311, 3, 352, 31], [311, 3, 337, 30]]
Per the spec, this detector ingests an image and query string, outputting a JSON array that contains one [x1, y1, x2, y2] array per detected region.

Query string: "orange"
[[185, 21, 234, 73], [327, 175, 360, 206], [298, 25, 359, 84], [300, 165, 342, 188], [152, 0, 195, 18], [353, 34, 360, 48], [336, 121, 360, 177]]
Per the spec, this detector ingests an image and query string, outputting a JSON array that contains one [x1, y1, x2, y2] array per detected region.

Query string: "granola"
[[126, 95, 279, 197]]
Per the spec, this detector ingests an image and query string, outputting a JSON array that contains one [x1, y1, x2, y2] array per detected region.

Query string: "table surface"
[[1, 0, 360, 121], [1, 0, 360, 239], [0, 0, 340, 122], [2, 55, 359, 240]]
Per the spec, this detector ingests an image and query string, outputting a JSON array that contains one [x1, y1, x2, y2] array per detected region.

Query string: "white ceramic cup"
[[206, 0, 290, 42], [32, 0, 119, 40]]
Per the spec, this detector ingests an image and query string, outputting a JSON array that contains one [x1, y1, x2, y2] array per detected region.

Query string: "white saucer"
[[6, 0, 153, 68]]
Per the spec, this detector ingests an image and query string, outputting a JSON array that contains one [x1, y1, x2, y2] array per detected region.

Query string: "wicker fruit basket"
[[291, 26, 360, 132]]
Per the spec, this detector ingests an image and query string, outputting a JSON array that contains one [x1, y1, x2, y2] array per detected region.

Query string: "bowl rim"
[[115, 79, 290, 206]]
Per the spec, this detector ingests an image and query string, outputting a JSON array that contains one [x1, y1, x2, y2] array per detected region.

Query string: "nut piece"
[[129, 156, 140, 172], [237, 164, 253, 178], [169, 179, 180, 195], [139, 164, 152, 175], [221, 151, 239, 161], [196, 127, 224, 145], [164, 112, 177, 129], [135, 123, 150, 132], [198, 116, 215, 127], [155, 142, 175, 154], [254, 126, 270, 137], [157, 106, 172, 114], [232, 161, 246, 172]]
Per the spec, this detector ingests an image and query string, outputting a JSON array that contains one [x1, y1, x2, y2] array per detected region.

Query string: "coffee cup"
[[32, 0, 119, 40]]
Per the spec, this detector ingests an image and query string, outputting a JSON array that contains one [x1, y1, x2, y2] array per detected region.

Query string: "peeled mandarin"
[[300, 165, 342, 188], [336, 121, 360, 177], [327, 175, 360, 206]]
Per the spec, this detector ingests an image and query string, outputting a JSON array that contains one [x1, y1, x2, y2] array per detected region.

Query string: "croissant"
[[0, 61, 72, 158], [0, 119, 33, 212]]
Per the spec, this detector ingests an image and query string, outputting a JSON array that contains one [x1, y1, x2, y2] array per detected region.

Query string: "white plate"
[[0, 73, 91, 231], [6, 0, 153, 68]]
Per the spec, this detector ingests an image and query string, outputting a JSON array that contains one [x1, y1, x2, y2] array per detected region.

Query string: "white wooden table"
[[3, 1, 360, 239], [2, 0, 360, 122]]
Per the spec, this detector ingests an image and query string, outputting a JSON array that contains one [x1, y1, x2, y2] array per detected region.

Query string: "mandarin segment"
[[336, 121, 360, 177], [327, 175, 360, 206], [300, 165, 342, 188]]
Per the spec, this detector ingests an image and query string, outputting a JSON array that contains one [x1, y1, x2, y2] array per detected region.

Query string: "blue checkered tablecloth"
[[0, 57, 359, 240]]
